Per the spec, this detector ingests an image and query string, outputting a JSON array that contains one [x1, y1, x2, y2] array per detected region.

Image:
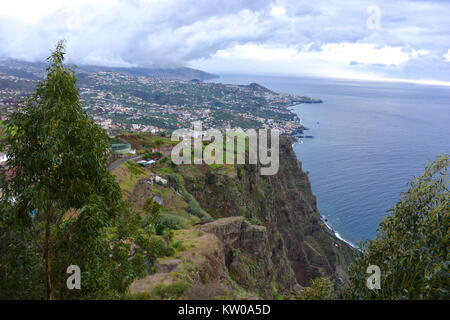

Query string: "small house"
[[155, 175, 167, 185], [137, 159, 155, 167], [0, 152, 8, 164]]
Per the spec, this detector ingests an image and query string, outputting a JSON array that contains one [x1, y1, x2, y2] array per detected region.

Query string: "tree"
[[300, 277, 335, 300], [143, 197, 162, 226], [345, 154, 449, 299], [0, 41, 141, 299], [0, 202, 45, 299]]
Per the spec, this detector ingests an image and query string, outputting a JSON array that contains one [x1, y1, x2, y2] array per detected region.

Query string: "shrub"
[[205, 171, 217, 185], [152, 281, 188, 299], [153, 151, 163, 158], [300, 277, 334, 300], [125, 160, 145, 175], [155, 224, 165, 235], [127, 292, 151, 300], [159, 214, 187, 230], [143, 197, 161, 225], [236, 166, 243, 180], [172, 241, 185, 251], [148, 235, 174, 259], [169, 173, 212, 222], [186, 199, 212, 222]]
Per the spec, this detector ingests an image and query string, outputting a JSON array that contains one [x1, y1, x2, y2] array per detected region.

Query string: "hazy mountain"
[[0, 58, 218, 81]]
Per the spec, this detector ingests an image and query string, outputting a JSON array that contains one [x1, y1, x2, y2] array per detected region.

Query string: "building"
[[137, 159, 155, 167], [0, 152, 8, 164], [154, 175, 167, 185], [110, 143, 135, 155]]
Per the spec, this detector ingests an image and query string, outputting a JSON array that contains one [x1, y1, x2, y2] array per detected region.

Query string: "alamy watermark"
[[366, 5, 381, 30], [366, 265, 381, 290], [66, 265, 81, 290], [171, 121, 280, 175]]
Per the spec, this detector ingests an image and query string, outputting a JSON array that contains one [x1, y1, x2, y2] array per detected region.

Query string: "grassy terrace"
[[117, 132, 178, 151], [110, 131, 257, 229], [112, 160, 150, 197]]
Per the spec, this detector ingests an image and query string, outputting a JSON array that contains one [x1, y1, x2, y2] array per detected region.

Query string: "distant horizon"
[[3, 54, 450, 88], [208, 72, 450, 88]]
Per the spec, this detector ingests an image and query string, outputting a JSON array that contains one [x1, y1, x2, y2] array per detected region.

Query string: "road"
[[108, 154, 144, 171]]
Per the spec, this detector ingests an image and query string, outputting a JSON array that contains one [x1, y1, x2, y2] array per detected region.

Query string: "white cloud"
[[270, 5, 287, 18], [82, 49, 138, 68], [444, 49, 450, 62], [0, 0, 449, 82], [0, 0, 94, 23], [319, 43, 428, 66], [193, 42, 429, 79]]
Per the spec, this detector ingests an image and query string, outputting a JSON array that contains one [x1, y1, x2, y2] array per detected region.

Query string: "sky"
[[1, 0, 450, 85]]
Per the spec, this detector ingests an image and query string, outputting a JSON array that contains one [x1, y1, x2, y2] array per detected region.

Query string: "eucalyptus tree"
[[346, 154, 449, 299], [0, 41, 145, 299]]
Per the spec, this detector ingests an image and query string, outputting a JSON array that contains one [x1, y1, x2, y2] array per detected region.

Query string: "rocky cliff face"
[[130, 217, 277, 299], [183, 137, 355, 288], [200, 216, 295, 298], [128, 136, 354, 299]]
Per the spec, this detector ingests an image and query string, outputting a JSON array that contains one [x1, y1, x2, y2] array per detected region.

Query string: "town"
[[0, 60, 322, 137]]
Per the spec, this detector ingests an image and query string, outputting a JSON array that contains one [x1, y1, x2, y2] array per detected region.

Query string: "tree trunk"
[[45, 201, 52, 300]]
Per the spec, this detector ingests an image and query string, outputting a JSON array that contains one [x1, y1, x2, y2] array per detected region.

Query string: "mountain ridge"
[[0, 58, 219, 81]]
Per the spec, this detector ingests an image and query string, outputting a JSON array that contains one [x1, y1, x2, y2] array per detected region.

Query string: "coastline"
[[288, 104, 359, 250], [320, 215, 359, 249]]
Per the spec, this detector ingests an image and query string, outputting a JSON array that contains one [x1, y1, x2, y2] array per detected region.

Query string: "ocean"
[[209, 74, 450, 247]]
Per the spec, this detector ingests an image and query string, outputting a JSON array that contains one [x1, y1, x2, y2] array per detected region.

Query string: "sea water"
[[209, 74, 450, 246]]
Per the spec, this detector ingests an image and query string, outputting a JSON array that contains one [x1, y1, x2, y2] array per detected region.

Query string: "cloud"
[[444, 49, 450, 62], [190, 42, 430, 80], [317, 43, 427, 66], [0, 0, 449, 82], [0, 0, 274, 66]]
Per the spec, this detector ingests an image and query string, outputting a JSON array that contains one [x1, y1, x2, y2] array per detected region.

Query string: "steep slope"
[[180, 137, 355, 286], [129, 217, 278, 299], [124, 135, 355, 299]]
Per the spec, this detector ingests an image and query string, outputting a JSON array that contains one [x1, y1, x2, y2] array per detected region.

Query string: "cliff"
[[181, 137, 355, 286], [130, 216, 279, 299], [125, 136, 355, 299]]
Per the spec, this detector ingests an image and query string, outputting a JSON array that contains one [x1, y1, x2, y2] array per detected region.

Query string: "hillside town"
[[0, 61, 321, 137]]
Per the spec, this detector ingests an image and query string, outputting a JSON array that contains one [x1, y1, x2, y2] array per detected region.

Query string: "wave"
[[321, 215, 359, 250]]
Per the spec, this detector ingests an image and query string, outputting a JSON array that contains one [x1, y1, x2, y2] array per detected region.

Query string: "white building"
[[137, 159, 155, 167], [155, 176, 167, 185], [0, 152, 8, 164]]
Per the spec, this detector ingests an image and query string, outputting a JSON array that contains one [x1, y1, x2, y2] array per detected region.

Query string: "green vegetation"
[[344, 154, 449, 299], [1, 41, 447, 301], [143, 197, 162, 225], [0, 41, 141, 299], [228, 251, 267, 296], [300, 277, 335, 300], [0, 42, 176, 300], [159, 214, 189, 230], [169, 173, 212, 222], [152, 156, 177, 175], [0, 120, 6, 140], [112, 160, 149, 196], [118, 132, 177, 151], [152, 281, 188, 299]]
